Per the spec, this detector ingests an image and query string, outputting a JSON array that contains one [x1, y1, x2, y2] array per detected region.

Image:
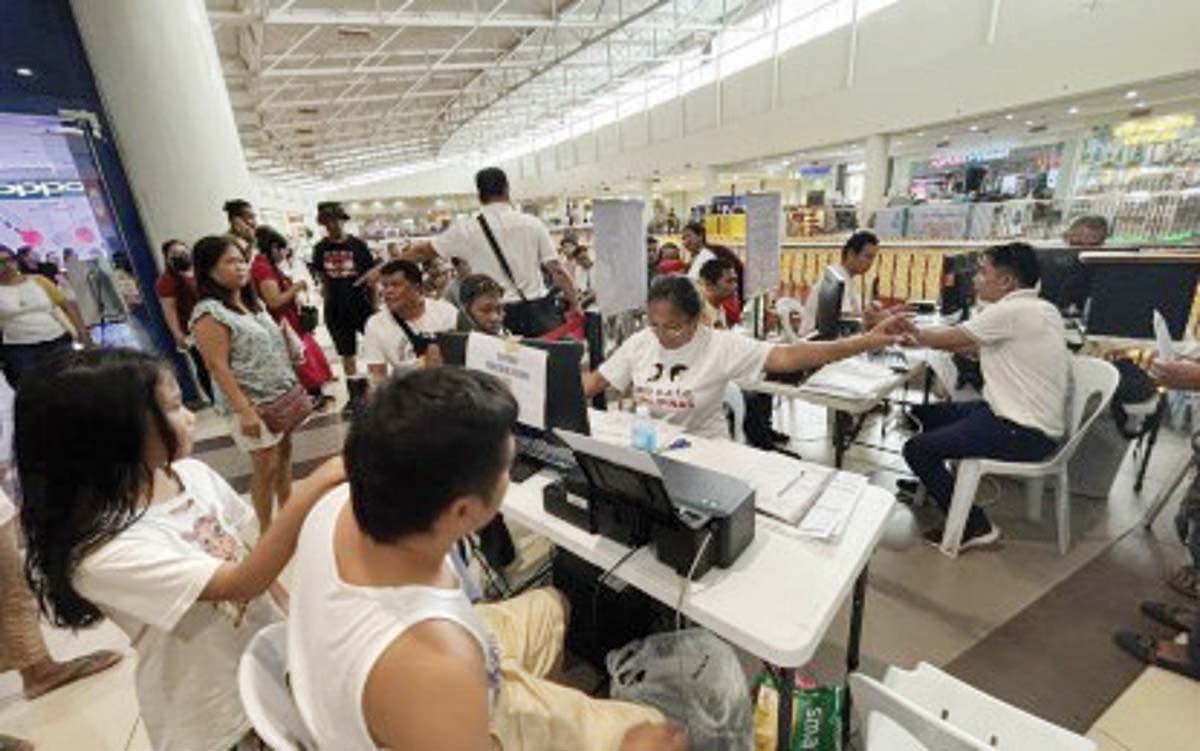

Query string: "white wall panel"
[[598, 123, 621, 158], [650, 98, 684, 143], [722, 63, 773, 123], [683, 84, 718, 134], [622, 111, 650, 148]]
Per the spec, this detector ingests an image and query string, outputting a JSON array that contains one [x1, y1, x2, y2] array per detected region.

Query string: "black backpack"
[[1109, 358, 1158, 439]]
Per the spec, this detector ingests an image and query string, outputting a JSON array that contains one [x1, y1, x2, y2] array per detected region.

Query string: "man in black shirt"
[[312, 201, 375, 416]]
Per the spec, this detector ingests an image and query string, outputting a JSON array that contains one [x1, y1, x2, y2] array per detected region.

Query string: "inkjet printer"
[[551, 430, 755, 580]]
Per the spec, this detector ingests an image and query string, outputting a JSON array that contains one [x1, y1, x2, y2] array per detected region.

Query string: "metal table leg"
[[1134, 396, 1166, 494], [843, 567, 869, 747], [776, 666, 795, 751]]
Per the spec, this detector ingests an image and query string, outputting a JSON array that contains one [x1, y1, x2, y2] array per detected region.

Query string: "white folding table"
[[503, 410, 896, 749]]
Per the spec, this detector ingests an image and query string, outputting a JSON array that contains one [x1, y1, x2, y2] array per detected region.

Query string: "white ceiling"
[[207, 0, 764, 188]]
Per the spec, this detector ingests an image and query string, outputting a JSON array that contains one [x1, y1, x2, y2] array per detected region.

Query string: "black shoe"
[[341, 378, 369, 419], [923, 521, 1001, 552], [896, 479, 920, 494], [769, 429, 791, 444]]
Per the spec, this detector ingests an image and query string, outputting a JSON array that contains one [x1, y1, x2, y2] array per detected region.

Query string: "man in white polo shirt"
[[399, 167, 579, 337], [361, 260, 458, 386], [903, 242, 1069, 552]]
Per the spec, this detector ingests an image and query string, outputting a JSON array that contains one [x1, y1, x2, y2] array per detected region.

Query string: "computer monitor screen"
[[813, 273, 845, 341], [1084, 260, 1200, 339], [1034, 248, 1090, 315], [436, 332, 591, 438]]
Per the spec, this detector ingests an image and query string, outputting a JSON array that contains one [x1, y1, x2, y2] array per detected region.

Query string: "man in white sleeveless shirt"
[[288, 368, 682, 751]]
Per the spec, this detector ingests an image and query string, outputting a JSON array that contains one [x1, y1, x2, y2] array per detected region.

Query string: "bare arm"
[[583, 370, 610, 398], [764, 314, 909, 373], [543, 258, 580, 312], [364, 622, 492, 751], [258, 278, 304, 313], [60, 299, 92, 345], [199, 457, 345, 602], [914, 325, 977, 352], [192, 315, 263, 437], [158, 293, 186, 348], [367, 363, 388, 387]]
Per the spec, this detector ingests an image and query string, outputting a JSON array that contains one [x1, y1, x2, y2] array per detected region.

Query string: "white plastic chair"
[[850, 663, 1096, 751], [238, 623, 317, 751], [774, 297, 805, 343], [939, 356, 1119, 557], [723, 382, 747, 443]]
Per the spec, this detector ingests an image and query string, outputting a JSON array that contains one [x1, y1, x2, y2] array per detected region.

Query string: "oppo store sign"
[[0, 180, 86, 200]]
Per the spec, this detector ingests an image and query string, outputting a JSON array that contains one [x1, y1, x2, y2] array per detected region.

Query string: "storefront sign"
[[1114, 114, 1197, 145], [0, 180, 86, 200], [930, 145, 1013, 169]]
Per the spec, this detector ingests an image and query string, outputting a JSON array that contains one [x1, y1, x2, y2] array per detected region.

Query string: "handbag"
[[297, 287, 319, 334], [255, 383, 313, 434], [477, 215, 563, 337], [280, 321, 305, 365]]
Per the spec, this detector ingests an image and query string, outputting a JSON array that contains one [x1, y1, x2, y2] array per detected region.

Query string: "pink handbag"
[[255, 384, 312, 434]]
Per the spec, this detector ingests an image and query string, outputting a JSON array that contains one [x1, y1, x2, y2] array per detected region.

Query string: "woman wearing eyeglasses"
[[583, 275, 909, 439]]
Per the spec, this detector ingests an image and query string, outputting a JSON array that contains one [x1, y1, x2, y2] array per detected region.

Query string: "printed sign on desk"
[[464, 333, 549, 430]]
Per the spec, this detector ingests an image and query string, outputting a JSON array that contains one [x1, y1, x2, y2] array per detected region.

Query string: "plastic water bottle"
[[631, 405, 658, 452]]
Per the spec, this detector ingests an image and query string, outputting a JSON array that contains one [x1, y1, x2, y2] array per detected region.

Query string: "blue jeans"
[[902, 401, 1059, 533]]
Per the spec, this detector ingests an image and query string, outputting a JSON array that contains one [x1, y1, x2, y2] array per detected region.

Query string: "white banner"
[[744, 192, 782, 298], [592, 198, 646, 316]]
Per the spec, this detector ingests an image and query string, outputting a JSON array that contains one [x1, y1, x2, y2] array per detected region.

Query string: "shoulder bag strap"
[[390, 309, 431, 354], [476, 214, 528, 303]]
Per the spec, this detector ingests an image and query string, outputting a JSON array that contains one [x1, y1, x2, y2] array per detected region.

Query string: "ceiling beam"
[[250, 90, 463, 110], [223, 56, 675, 79], [209, 7, 723, 32]]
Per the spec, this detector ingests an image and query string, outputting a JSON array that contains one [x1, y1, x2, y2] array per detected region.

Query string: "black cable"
[[590, 544, 646, 666]]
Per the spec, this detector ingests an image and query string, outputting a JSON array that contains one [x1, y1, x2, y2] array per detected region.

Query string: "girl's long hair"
[[18, 348, 178, 628]]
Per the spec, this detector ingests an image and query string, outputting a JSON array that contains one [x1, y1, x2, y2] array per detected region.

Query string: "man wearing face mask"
[[155, 239, 212, 403]]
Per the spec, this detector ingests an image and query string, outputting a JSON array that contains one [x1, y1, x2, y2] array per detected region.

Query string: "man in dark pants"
[[903, 243, 1069, 552]]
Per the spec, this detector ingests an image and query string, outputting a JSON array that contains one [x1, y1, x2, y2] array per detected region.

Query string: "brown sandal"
[[1168, 566, 1199, 600], [23, 649, 123, 700]]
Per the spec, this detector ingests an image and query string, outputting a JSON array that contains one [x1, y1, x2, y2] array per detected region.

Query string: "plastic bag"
[[751, 671, 843, 751], [607, 629, 753, 751]]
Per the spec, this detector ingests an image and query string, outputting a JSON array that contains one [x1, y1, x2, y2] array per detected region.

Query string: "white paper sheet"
[[744, 192, 782, 298], [464, 332, 549, 430], [554, 428, 663, 478], [795, 471, 866, 540], [593, 198, 647, 316], [1154, 310, 1175, 362]]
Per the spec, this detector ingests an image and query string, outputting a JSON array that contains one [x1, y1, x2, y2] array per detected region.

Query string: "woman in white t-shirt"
[[15, 348, 345, 751], [0, 244, 91, 388], [584, 275, 908, 439]]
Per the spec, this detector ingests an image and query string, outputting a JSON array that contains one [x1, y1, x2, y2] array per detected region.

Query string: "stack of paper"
[[749, 453, 835, 525], [801, 358, 897, 399], [795, 472, 867, 540]]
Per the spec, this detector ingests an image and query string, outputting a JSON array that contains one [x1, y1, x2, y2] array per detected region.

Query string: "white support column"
[[859, 134, 891, 227], [641, 179, 656, 233], [71, 0, 255, 256]]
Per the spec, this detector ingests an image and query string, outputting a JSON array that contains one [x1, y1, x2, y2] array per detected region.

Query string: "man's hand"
[[619, 723, 688, 751], [1151, 359, 1200, 391], [864, 301, 905, 329], [865, 313, 917, 349]]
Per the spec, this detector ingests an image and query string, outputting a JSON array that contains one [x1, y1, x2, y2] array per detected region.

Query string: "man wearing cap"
[[394, 167, 579, 337], [312, 201, 375, 416]]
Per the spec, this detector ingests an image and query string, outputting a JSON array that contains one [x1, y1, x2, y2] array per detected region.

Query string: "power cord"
[[675, 531, 714, 631], [591, 544, 646, 663]]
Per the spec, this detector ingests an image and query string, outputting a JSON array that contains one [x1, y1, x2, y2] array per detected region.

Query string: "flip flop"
[[1141, 600, 1198, 632], [0, 735, 34, 751], [23, 649, 123, 700], [1114, 631, 1200, 681], [1168, 566, 1199, 600]]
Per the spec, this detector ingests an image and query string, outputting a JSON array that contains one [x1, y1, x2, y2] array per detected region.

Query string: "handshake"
[[865, 312, 922, 350]]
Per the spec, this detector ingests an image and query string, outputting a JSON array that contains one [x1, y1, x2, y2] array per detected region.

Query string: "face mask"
[[169, 255, 192, 272]]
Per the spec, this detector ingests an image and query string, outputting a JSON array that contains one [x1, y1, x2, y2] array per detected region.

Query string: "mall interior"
[[1, 1, 1200, 750]]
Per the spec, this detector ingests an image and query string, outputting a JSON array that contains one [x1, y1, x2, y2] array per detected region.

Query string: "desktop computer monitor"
[[436, 332, 591, 439], [1084, 259, 1200, 340], [812, 273, 845, 341], [1034, 247, 1090, 315]]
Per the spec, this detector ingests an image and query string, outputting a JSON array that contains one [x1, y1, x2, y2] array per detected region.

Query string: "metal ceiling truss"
[[210, 0, 757, 184]]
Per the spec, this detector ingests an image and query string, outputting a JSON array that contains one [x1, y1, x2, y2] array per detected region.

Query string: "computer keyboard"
[[510, 435, 579, 481]]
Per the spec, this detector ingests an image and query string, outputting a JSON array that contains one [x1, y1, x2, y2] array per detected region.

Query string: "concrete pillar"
[[859, 133, 891, 227], [71, 0, 255, 257]]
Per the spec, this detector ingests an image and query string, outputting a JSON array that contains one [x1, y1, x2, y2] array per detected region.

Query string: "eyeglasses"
[[649, 321, 694, 338]]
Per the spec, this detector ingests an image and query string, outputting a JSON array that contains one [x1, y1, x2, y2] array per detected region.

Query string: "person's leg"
[[901, 402, 981, 518], [478, 589, 662, 751], [273, 433, 293, 512], [0, 521, 121, 700], [249, 446, 279, 532]]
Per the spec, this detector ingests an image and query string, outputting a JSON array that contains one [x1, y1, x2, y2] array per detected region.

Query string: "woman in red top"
[[154, 239, 212, 403], [252, 226, 334, 409]]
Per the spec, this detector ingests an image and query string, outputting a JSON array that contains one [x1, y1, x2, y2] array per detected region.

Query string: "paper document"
[[802, 358, 897, 399], [795, 472, 867, 540], [554, 428, 663, 478], [1153, 310, 1175, 362], [749, 453, 835, 525], [465, 332, 548, 429]]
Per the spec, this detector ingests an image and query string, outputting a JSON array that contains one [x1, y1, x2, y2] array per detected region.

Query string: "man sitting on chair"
[[902, 242, 1069, 552]]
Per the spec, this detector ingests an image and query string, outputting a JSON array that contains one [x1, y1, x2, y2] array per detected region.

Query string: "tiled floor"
[[1, 376, 1196, 749]]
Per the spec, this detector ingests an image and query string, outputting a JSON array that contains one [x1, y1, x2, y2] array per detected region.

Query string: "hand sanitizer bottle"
[[631, 404, 658, 452]]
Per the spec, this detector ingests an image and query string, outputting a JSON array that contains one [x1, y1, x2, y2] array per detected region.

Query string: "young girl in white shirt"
[[16, 348, 344, 751]]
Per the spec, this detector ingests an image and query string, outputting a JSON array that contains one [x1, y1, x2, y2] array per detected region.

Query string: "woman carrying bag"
[[191, 235, 311, 533], [251, 226, 334, 410]]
